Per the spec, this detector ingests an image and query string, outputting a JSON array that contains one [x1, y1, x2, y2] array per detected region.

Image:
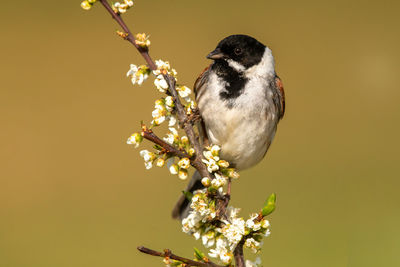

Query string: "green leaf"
[[193, 247, 205, 261], [262, 193, 276, 216], [182, 191, 193, 201]]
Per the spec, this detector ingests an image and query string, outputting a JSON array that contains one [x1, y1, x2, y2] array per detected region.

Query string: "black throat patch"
[[212, 60, 248, 107]]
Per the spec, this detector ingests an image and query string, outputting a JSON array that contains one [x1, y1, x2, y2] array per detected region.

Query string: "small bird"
[[172, 34, 285, 219]]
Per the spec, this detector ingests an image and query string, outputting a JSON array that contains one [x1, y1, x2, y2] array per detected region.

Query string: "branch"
[[94, 2, 245, 266], [233, 241, 245, 267], [98, 0, 211, 180], [137, 246, 225, 267]]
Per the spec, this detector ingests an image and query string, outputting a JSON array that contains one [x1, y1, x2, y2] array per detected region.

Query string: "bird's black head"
[[207, 35, 266, 69]]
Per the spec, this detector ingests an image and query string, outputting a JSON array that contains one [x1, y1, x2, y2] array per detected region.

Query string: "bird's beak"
[[207, 48, 224, 60]]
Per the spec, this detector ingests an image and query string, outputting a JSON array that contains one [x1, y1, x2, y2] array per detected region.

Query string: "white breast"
[[197, 49, 279, 170]]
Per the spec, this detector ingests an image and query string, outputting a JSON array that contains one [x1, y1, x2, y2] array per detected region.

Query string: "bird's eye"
[[234, 47, 242, 55]]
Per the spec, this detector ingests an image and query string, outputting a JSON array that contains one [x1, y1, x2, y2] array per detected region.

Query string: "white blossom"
[[126, 64, 149, 85], [193, 231, 201, 240], [202, 231, 215, 248], [217, 160, 230, 168], [178, 169, 188, 180], [139, 150, 156, 169], [226, 168, 240, 179], [165, 96, 174, 109], [154, 74, 169, 93], [163, 127, 179, 145], [261, 219, 270, 229], [153, 60, 178, 79], [210, 145, 221, 156], [169, 164, 178, 175], [246, 213, 262, 232], [126, 132, 142, 148], [168, 116, 177, 126], [202, 158, 219, 173], [176, 85, 191, 101], [155, 158, 165, 167], [177, 158, 190, 169], [182, 211, 202, 233], [202, 146, 222, 173], [222, 217, 246, 251], [211, 173, 227, 188], [201, 177, 211, 187], [244, 237, 261, 253], [245, 257, 262, 267], [209, 238, 232, 265], [151, 100, 167, 126], [154, 60, 171, 73]]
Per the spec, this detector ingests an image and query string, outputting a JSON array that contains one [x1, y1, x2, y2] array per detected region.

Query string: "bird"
[[172, 34, 285, 220]]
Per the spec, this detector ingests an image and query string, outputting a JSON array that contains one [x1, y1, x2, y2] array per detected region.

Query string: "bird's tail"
[[172, 171, 204, 220]]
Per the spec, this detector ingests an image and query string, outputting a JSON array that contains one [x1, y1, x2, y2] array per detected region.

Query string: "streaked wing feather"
[[274, 75, 285, 119], [194, 65, 211, 102], [194, 65, 211, 145]]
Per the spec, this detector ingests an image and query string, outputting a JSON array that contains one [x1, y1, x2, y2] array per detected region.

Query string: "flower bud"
[[169, 164, 178, 175], [81, 0, 92, 10], [155, 99, 164, 107], [217, 160, 229, 168], [261, 219, 270, 229], [188, 148, 196, 156], [165, 96, 174, 108], [180, 136, 189, 145], [226, 168, 240, 179], [178, 169, 188, 180], [135, 33, 151, 48], [210, 145, 221, 156], [201, 177, 211, 187], [156, 158, 165, 167]]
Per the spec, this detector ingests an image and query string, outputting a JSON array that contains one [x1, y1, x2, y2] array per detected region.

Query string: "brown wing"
[[194, 65, 211, 102], [275, 75, 285, 119], [193, 65, 211, 146]]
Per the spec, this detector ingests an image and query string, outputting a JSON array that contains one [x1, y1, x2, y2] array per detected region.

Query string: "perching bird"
[[172, 34, 285, 219]]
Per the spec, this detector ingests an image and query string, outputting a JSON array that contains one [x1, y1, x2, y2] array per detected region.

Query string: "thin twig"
[[141, 125, 189, 158], [98, 0, 156, 70], [137, 246, 225, 267]]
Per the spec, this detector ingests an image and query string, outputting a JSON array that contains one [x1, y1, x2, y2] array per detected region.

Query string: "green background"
[[1, 0, 400, 266]]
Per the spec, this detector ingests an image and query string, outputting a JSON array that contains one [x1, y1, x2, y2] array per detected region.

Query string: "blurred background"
[[1, 0, 399, 266]]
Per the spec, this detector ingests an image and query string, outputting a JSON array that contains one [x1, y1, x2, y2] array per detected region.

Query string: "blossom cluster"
[[127, 125, 196, 176], [182, 193, 271, 265], [202, 145, 239, 179], [152, 60, 178, 93], [151, 97, 176, 126]]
